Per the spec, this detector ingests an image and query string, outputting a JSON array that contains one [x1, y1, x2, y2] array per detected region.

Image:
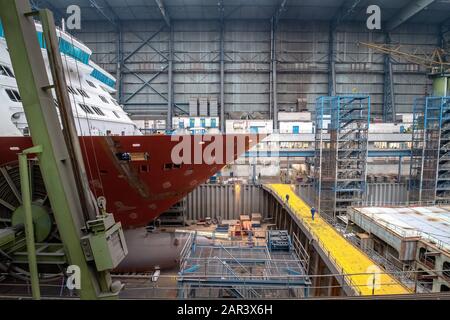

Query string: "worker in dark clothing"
[[285, 194, 289, 203], [311, 207, 316, 221]]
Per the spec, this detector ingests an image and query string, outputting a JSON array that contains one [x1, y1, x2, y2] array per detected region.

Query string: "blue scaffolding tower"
[[314, 95, 370, 218], [409, 96, 450, 204]]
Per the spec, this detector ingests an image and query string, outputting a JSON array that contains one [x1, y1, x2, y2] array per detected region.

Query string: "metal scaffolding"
[[177, 232, 310, 299], [314, 95, 370, 219], [409, 96, 450, 204]]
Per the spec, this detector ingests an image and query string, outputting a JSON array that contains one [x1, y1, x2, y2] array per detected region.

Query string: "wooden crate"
[[253, 228, 266, 239], [221, 219, 239, 226], [240, 215, 250, 222], [251, 213, 262, 221]]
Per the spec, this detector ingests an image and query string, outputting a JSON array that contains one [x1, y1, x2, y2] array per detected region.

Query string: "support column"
[[312, 251, 321, 297], [167, 25, 174, 130], [220, 20, 225, 132], [328, 22, 336, 96], [116, 22, 124, 104], [271, 18, 278, 130], [19, 149, 40, 300], [269, 20, 273, 120], [383, 33, 395, 122]]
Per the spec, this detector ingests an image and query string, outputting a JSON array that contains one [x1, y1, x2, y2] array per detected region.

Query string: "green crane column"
[[0, 0, 116, 299], [19, 145, 43, 300]]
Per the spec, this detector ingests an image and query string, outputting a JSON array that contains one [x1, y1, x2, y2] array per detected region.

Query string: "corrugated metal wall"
[[296, 183, 409, 207], [183, 182, 408, 220], [75, 21, 438, 119], [184, 184, 270, 220], [365, 183, 409, 206]]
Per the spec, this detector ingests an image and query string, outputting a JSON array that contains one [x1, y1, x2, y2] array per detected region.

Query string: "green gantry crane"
[[0, 0, 128, 299]]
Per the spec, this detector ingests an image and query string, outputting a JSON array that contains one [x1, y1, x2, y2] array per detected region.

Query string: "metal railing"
[[179, 231, 195, 270], [348, 208, 448, 251], [266, 186, 363, 295]]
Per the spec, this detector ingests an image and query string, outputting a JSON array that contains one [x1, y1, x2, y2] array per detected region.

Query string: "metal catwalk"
[[266, 184, 410, 296]]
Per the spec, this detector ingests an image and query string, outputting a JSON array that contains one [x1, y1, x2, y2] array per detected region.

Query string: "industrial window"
[[5, 89, 21, 102], [67, 86, 78, 95], [77, 88, 90, 98], [86, 80, 96, 88], [0, 64, 14, 78], [99, 95, 109, 104], [113, 111, 120, 118], [92, 106, 105, 116], [79, 103, 94, 114], [111, 99, 119, 106]]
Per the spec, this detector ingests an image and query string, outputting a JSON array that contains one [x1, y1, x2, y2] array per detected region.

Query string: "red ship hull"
[[0, 134, 263, 229]]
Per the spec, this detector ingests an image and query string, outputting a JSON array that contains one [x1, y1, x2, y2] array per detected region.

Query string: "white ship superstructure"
[[0, 22, 140, 136]]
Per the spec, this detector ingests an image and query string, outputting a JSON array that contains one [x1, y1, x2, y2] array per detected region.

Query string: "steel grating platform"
[[177, 234, 310, 299]]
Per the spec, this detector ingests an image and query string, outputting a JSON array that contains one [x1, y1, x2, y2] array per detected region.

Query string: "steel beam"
[[88, 0, 120, 30], [123, 65, 185, 114], [98, 18, 169, 118], [327, 0, 367, 97], [0, 0, 115, 299], [116, 22, 123, 104], [383, 33, 395, 122], [269, 20, 273, 120], [271, 17, 278, 130], [328, 23, 336, 96], [155, 0, 171, 27], [273, 0, 288, 26], [333, 0, 366, 26], [124, 65, 168, 103], [386, 0, 436, 31], [269, 0, 288, 130], [119, 24, 172, 118], [219, 0, 225, 132], [19, 146, 43, 300], [123, 25, 167, 63], [167, 25, 174, 129]]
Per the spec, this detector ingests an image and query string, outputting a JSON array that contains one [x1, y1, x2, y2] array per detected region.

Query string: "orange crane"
[[359, 41, 450, 74]]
